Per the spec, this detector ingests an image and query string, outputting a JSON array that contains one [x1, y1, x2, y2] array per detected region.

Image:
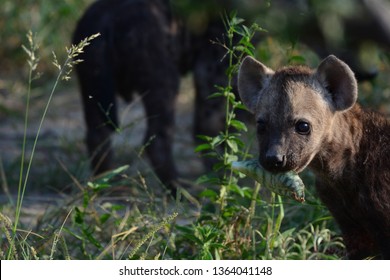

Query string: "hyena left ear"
[[238, 56, 274, 113], [316, 55, 358, 111]]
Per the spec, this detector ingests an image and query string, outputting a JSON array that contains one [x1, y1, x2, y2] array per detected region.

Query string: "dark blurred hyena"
[[238, 55, 390, 259], [73, 0, 233, 190]]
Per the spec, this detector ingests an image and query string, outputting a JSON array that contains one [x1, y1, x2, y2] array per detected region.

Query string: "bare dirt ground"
[[0, 75, 205, 213]]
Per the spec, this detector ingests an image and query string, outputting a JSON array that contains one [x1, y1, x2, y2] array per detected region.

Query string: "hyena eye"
[[295, 120, 311, 135], [257, 119, 267, 133]]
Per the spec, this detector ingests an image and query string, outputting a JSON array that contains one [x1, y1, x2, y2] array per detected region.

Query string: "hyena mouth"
[[259, 153, 311, 174], [259, 155, 291, 174]]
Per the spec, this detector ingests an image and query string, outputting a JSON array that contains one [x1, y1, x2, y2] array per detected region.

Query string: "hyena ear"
[[238, 56, 274, 113], [316, 55, 358, 111]]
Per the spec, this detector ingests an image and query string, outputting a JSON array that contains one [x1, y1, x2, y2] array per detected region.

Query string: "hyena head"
[[238, 55, 358, 173]]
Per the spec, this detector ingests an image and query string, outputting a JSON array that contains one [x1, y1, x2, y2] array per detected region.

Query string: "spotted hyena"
[[73, 0, 231, 191], [238, 55, 390, 259]]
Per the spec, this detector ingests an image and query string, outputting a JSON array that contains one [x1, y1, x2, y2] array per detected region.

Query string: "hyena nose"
[[265, 154, 286, 169]]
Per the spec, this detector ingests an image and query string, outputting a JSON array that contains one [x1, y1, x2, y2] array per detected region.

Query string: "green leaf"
[[99, 213, 111, 224], [175, 224, 194, 234], [87, 165, 129, 190], [229, 183, 245, 197], [207, 92, 224, 99], [194, 143, 212, 153], [74, 207, 84, 224], [200, 249, 213, 260], [87, 181, 110, 190], [196, 135, 213, 142], [196, 174, 221, 185], [233, 103, 249, 112], [200, 189, 219, 200], [210, 134, 225, 148], [226, 139, 238, 153], [82, 228, 103, 249], [225, 154, 238, 164], [200, 151, 220, 159], [230, 15, 245, 26], [240, 25, 251, 37], [225, 91, 237, 103], [212, 161, 227, 172], [236, 138, 246, 148], [229, 119, 247, 131]]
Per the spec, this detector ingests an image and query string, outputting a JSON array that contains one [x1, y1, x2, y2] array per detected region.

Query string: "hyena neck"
[[310, 104, 365, 180]]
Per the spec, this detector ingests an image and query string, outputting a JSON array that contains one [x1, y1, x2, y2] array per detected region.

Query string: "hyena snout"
[[261, 145, 287, 172]]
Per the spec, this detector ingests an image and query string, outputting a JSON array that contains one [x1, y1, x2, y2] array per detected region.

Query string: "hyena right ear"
[[238, 56, 274, 113], [316, 55, 358, 111]]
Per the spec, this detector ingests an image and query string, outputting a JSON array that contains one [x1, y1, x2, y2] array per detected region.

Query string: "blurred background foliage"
[[0, 0, 390, 82], [1, 0, 389, 97], [0, 0, 93, 77]]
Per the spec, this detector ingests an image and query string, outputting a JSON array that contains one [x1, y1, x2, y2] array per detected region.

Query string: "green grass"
[[1, 2, 390, 261]]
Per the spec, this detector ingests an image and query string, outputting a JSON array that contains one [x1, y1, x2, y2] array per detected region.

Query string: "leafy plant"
[[184, 12, 265, 259], [196, 13, 260, 204], [184, 12, 345, 260]]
